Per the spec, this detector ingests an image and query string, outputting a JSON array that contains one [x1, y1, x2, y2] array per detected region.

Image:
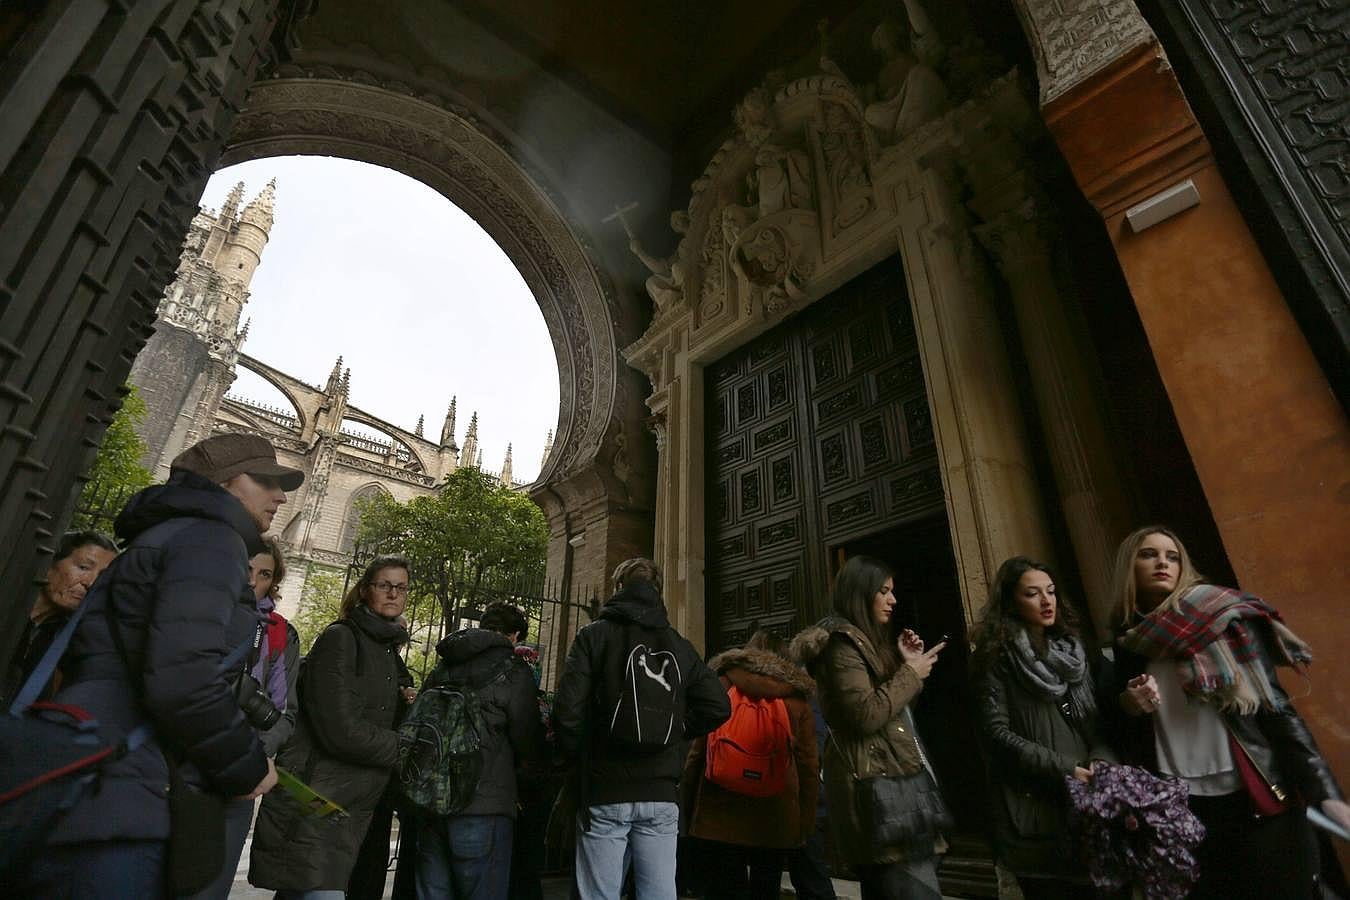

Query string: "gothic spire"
[[237, 317, 251, 346], [340, 367, 351, 397], [220, 181, 245, 219], [461, 411, 480, 467], [240, 178, 276, 232], [500, 443, 514, 486], [325, 356, 344, 394], [541, 428, 554, 467], [440, 395, 457, 448], [415, 414, 424, 438]]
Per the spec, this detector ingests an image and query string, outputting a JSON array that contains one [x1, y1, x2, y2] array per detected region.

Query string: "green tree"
[[356, 465, 549, 635], [71, 386, 154, 531], [292, 563, 346, 652]]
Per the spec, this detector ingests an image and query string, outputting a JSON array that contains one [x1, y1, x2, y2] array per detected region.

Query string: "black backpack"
[[605, 624, 685, 752]]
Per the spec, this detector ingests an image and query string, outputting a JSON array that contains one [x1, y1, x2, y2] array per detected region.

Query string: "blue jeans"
[[16, 839, 166, 897], [575, 801, 678, 900], [415, 814, 513, 900]]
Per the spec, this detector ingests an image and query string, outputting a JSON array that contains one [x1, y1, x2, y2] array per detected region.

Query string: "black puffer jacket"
[[249, 604, 409, 891], [433, 628, 545, 817], [553, 581, 730, 808], [48, 472, 269, 844], [1106, 621, 1343, 808], [976, 648, 1112, 877]]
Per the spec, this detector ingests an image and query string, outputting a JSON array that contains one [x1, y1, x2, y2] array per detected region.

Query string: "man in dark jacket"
[[415, 601, 545, 900], [17, 433, 302, 897], [553, 558, 730, 900]]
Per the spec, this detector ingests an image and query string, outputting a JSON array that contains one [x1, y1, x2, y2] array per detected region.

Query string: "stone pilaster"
[[973, 193, 1132, 631]]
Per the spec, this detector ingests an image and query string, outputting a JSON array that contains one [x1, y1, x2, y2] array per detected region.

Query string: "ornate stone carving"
[[819, 99, 874, 230], [1011, 0, 1157, 105], [861, 0, 950, 145]]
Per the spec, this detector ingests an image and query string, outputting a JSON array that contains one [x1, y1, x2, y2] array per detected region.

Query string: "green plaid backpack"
[[396, 659, 512, 816]]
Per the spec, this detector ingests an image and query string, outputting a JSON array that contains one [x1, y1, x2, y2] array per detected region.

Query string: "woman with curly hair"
[[971, 557, 1112, 899], [1106, 526, 1348, 899]]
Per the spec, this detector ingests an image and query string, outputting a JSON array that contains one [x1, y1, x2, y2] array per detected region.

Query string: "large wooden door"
[[706, 258, 945, 651]]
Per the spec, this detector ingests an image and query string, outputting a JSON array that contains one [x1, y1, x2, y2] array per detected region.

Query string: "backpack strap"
[[333, 618, 366, 677], [8, 593, 94, 716]]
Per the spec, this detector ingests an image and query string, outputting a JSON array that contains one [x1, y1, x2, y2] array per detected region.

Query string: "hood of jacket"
[[114, 470, 264, 555], [708, 646, 815, 699], [790, 616, 892, 679], [598, 580, 670, 628], [436, 627, 515, 685]]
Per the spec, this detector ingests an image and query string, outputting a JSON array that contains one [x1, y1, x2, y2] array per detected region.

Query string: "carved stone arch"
[[220, 72, 621, 490], [341, 482, 393, 555], [236, 355, 308, 435], [339, 414, 428, 473]]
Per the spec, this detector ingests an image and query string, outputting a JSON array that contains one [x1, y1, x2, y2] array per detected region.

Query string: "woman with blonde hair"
[[1106, 526, 1348, 899], [250, 554, 412, 899]]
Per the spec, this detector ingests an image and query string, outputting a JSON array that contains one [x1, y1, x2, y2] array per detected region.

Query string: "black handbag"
[[830, 724, 954, 853], [163, 749, 227, 895]]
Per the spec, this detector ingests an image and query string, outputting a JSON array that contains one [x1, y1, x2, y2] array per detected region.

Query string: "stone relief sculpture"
[[862, 0, 948, 145]]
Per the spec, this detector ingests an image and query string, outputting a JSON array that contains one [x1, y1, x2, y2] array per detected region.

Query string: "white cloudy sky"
[[202, 156, 559, 483]]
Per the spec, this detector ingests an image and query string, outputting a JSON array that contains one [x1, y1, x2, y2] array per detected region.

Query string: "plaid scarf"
[[1119, 584, 1310, 714]]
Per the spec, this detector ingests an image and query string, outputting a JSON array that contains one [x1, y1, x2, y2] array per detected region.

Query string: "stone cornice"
[[1012, 0, 1157, 105], [333, 451, 435, 487]]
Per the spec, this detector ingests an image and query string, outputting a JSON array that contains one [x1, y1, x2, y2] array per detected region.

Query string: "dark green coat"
[[975, 653, 1111, 878], [249, 605, 408, 891]]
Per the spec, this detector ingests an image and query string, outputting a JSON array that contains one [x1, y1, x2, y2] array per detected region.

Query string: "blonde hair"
[[1109, 525, 1204, 627]]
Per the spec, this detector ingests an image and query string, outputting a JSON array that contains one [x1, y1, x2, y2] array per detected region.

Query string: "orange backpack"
[[703, 685, 794, 797]]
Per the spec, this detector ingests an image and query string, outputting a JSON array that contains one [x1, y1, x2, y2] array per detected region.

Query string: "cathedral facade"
[[127, 180, 532, 614], [3, 0, 1347, 884]]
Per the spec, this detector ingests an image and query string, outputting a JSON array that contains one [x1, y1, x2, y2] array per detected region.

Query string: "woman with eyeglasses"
[[250, 555, 413, 899]]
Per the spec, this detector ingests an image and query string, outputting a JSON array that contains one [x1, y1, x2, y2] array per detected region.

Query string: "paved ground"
[[224, 822, 871, 898]]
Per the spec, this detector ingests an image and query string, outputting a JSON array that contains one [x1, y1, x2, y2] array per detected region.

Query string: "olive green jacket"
[[792, 617, 932, 865]]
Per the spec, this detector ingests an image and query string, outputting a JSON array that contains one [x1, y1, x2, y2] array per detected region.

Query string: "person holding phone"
[[792, 555, 948, 900], [971, 557, 1112, 899]]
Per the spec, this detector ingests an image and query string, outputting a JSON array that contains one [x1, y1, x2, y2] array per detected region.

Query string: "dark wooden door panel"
[[706, 258, 945, 651]]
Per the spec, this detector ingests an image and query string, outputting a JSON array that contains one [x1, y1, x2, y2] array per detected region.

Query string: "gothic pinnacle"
[[440, 395, 458, 448], [240, 177, 276, 231], [221, 181, 245, 219], [415, 414, 424, 437], [500, 443, 514, 486], [326, 356, 344, 393]]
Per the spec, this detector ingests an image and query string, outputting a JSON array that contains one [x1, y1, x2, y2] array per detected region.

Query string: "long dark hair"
[[340, 554, 410, 619], [830, 555, 901, 675], [970, 556, 1082, 677]]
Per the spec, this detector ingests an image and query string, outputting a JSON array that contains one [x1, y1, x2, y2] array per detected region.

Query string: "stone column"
[[1014, 0, 1350, 839], [899, 158, 1056, 621], [974, 195, 1133, 631]]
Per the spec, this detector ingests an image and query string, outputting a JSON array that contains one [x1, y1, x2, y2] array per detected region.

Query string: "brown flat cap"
[[171, 433, 305, 492]]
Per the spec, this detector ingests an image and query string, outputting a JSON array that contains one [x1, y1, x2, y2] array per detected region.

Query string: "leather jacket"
[[1107, 621, 1342, 809]]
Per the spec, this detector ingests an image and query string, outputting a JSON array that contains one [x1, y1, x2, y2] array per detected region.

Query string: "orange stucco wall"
[[1044, 44, 1350, 825]]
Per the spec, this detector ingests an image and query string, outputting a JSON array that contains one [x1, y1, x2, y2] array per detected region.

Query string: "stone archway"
[[220, 71, 619, 490]]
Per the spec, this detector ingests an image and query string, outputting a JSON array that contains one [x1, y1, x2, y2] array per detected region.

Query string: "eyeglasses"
[[371, 581, 408, 595]]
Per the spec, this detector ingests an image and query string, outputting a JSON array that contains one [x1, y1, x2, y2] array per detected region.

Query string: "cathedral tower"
[[128, 179, 278, 475]]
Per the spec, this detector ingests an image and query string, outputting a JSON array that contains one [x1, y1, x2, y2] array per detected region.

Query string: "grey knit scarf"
[[1007, 627, 1097, 722]]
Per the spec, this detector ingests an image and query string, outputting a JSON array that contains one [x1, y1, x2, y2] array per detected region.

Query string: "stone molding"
[[624, 64, 1059, 624], [223, 69, 620, 488], [333, 452, 436, 487], [1011, 0, 1157, 105]]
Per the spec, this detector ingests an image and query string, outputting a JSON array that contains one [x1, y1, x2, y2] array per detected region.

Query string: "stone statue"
[[862, 0, 948, 145], [751, 143, 813, 218], [628, 210, 690, 312]]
